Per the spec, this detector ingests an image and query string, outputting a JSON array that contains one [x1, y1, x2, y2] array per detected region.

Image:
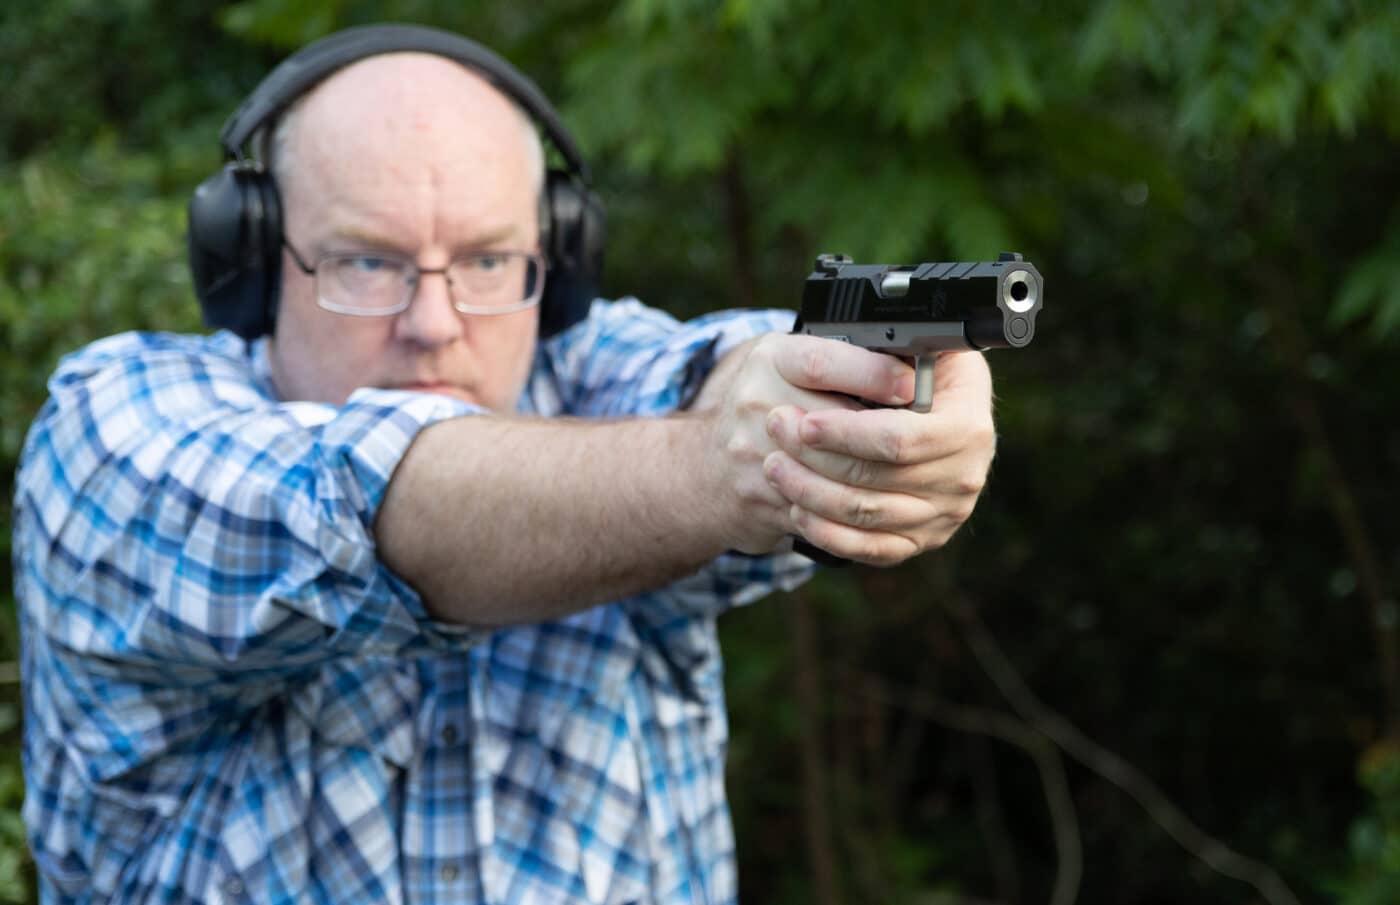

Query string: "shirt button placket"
[[440, 863, 460, 883]]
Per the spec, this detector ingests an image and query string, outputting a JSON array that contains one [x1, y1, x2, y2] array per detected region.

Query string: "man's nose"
[[393, 270, 463, 348]]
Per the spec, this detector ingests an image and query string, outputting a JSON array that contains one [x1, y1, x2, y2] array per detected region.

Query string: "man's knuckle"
[[879, 427, 907, 463], [736, 395, 767, 417], [800, 348, 828, 385], [956, 468, 987, 496], [790, 475, 815, 509], [836, 456, 862, 486], [847, 495, 880, 529]]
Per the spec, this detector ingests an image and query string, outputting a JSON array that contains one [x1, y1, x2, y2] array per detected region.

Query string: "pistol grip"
[[783, 328, 936, 567], [792, 356, 933, 566]]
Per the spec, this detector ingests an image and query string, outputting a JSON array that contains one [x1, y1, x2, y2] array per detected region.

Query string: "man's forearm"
[[375, 410, 734, 626], [373, 323, 993, 623]]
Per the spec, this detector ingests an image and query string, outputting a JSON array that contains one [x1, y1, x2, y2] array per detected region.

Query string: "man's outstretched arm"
[[375, 334, 996, 625]]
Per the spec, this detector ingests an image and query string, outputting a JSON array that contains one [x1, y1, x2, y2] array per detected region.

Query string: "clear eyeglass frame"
[[283, 239, 546, 316]]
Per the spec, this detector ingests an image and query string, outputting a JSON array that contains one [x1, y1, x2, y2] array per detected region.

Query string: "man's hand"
[[761, 349, 996, 566], [691, 334, 918, 555]]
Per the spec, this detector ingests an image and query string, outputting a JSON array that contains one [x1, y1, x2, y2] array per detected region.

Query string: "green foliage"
[[1337, 742, 1400, 904], [0, 141, 204, 474], [0, 697, 23, 903], [564, 0, 1061, 270], [0, 1, 271, 161], [1332, 217, 1400, 340], [0, 749, 27, 903], [3, 1, 1400, 903], [220, 0, 348, 46]]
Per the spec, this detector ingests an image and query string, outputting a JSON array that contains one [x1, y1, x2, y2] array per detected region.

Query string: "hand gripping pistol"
[[788, 252, 1043, 564]]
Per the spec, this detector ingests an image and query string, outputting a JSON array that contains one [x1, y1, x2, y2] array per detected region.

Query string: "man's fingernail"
[[766, 409, 783, 436], [892, 372, 916, 404]]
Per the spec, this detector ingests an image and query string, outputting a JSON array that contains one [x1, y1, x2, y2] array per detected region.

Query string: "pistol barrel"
[[797, 252, 1043, 352]]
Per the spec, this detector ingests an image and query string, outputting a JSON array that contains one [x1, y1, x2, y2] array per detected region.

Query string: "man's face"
[[268, 53, 543, 410]]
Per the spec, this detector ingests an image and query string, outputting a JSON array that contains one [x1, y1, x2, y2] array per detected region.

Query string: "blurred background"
[[3, 1, 1399, 902]]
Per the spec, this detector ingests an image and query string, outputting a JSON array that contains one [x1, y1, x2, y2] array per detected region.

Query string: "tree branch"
[[787, 590, 843, 905], [1266, 271, 1400, 739], [942, 594, 1302, 905], [863, 683, 1082, 905], [965, 734, 1022, 905]]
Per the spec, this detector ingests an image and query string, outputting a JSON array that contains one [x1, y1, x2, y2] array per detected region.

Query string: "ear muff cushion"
[[539, 170, 606, 338], [189, 164, 282, 340]]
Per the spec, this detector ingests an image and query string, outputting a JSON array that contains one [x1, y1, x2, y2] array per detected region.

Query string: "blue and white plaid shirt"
[[13, 299, 813, 905]]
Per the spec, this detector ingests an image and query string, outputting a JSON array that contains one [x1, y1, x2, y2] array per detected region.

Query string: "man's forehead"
[[280, 52, 540, 192], [271, 48, 546, 240], [299, 51, 516, 129]]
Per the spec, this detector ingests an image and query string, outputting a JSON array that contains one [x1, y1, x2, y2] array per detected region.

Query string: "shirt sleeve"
[[529, 300, 820, 617], [528, 298, 800, 417], [12, 332, 479, 689]]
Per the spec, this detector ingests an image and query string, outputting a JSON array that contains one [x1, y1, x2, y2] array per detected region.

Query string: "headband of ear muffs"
[[187, 23, 606, 340]]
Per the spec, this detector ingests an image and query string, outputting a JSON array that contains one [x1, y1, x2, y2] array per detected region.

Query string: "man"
[[13, 29, 995, 905]]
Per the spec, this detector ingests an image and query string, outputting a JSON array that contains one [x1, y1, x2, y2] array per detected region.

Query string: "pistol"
[[793, 252, 1043, 412], [789, 252, 1042, 565]]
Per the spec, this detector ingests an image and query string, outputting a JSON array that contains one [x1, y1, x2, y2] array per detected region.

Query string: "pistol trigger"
[[910, 356, 935, 413]]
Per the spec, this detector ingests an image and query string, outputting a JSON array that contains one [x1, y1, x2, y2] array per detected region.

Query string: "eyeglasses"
[[284, 239, 545, 316]]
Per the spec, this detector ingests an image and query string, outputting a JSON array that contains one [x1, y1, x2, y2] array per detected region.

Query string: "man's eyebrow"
[[323, 224, 527, 253], [319, 229, 393, 251], [454, 224, 527, 250]]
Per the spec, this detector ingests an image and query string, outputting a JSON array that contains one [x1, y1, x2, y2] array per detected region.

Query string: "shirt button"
[[440, 863, 460, 882], [224, 877, 244, 897], [440, 724, 459, 744]]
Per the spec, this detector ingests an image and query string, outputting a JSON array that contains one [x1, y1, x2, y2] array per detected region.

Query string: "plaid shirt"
[[13, 300, 813, 905]]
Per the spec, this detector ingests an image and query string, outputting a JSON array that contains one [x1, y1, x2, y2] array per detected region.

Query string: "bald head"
[[268, 52, 545, 210]]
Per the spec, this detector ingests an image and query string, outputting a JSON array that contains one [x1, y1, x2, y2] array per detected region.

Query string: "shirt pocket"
[[27, 786, 162, 900], [211, 661, 423, 903], [292, 655, 421, 770], [485, 609, 653, 904]]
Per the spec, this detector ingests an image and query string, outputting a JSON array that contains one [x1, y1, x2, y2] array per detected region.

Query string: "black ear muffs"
[[188, 163, 283, 340], [188, 23, 605, 341], [539, 168, 607, 338]]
